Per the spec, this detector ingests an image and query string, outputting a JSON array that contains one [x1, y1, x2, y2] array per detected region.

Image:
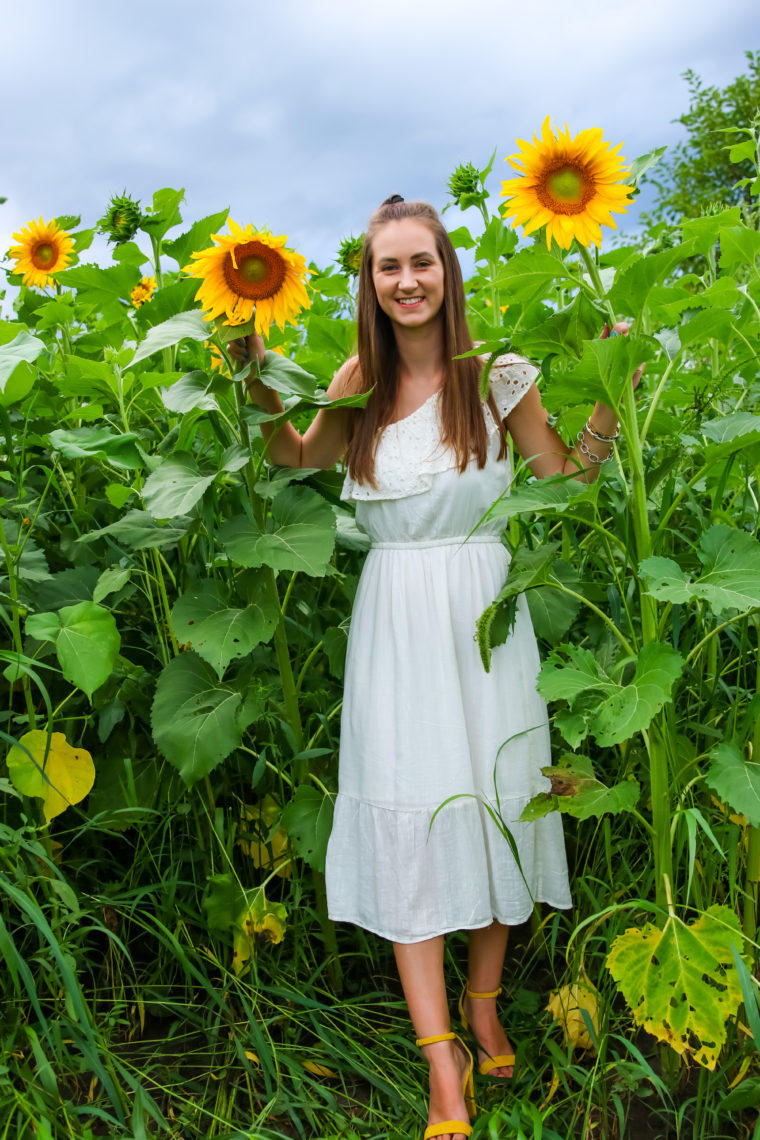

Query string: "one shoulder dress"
[[325, 355, 572, 944]]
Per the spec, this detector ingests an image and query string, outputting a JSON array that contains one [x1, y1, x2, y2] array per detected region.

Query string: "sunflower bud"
[[337, 234, 364, 278], [447, 162, 486, 210], [98, 192, 143, 245]]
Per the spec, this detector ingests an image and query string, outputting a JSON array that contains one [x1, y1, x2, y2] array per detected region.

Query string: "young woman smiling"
[[233, 196, 641, 1140]]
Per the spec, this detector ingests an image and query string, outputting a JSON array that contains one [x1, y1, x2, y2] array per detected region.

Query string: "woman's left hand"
[[600, 321, 646, 389]]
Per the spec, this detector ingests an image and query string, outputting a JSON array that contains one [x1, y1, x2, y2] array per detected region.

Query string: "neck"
[[393, 317, 446, 385]]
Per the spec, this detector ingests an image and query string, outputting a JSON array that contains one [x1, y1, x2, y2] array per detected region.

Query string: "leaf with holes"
[[606, 905, 743, 1069], [171, 581, 278, 677]]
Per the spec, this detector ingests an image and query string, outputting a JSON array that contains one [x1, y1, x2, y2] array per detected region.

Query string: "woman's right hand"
[[228, 333, 266, 369]]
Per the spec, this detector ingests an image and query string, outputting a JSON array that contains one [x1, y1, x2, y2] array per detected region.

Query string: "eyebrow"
[[376, 250, 436, 264]]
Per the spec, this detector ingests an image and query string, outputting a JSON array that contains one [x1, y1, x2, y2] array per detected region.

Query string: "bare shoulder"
[[326, 356, 363, 400]]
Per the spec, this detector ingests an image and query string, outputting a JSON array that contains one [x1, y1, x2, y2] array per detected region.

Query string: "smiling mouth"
[[397, 297, 424, 306]]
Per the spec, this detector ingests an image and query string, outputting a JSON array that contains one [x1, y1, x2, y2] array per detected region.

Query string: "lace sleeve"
[[488, 353, 539, 421]]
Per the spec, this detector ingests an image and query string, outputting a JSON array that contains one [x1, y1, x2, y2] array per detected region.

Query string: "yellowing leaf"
[[606, 904, 743, 1069], [232, 888, 288, 974], [546, 974, 601, 1052], [238, 796, 292, 878], [302, 1060, 338, 1079], [6, 731, 95, 820], [244, 1051, 260, 1066]]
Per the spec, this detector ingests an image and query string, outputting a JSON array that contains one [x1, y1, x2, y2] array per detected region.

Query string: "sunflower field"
[[1, 105, 760, 1140]]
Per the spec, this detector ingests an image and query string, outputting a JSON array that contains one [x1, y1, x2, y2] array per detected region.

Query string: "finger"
[[612, 321, 630, 337], [632, 363, 646, 389], [600, 323, 610, 339]]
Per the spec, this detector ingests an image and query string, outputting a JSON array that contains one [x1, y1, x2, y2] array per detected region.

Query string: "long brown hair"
[[345, 198, 507, 486]]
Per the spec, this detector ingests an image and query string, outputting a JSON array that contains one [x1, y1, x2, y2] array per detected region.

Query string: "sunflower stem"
[[150, 234, 174, 373]]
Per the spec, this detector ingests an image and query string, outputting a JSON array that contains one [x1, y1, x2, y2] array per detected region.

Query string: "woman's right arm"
[[232, 334, 359, 470]]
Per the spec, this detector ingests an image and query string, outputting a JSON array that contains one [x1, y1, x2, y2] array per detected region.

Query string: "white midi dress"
[[325, 355, 572, 944]]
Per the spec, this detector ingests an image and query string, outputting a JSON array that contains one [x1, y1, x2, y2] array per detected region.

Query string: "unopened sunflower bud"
[[98, 192, 143, 245], [337, 234, 364, 277], [447, 162, 485, 209]]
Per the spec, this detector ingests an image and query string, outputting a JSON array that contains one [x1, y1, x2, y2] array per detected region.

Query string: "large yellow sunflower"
[[10, 216, 75, 288], [501, 118, 634, 250], [183, 219, 311, 335]]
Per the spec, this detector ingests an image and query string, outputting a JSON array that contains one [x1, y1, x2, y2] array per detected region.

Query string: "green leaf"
[[607, 241, 696, 316], [93, 567, 132, 605], [681, 208, 742, 253], [162, 208, 229, 268], [256, 351, 319, 399], [142, 452, 216, 518], [592, 642, 683, 747], [160, 369, 228, 413], [475, 216, 517, 265], [26, 602, 120, 699], [537, 644, 612, 705], [640, 524, 760, 615], [48, 427, 144, 471], [493, 245, 574, 306], [679, 308, 733, 347], [701, 412, 760, 445], [0, 330, 45, 393], [606, 905, 744, 1069], [140, 187, 185, 240], [281, 785, 335, 873], [56, 262, 139, 301], [220, 486, 336, 576], [448, 226, 476, 251], [171, 581, 278, 678], [520, 754, 640, 821], [518, 292, 601, 360], [151, 652, 262, 784], [132, 309, 209, 364], [526, 560, 581, 642], [718, 224, 760, 271], [705, 742, 760, 827], [77, 508, 192, 551], [482, 474, 596, 521], [624, 145, 667, 186]]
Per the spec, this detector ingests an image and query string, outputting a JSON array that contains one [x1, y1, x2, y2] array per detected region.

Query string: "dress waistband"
[[370, 535, 504, 551]]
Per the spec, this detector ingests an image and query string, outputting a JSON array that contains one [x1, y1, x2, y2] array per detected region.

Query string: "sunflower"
[[131, 275, 156, 307], [10, 217, 75, 288], [501, 118, 634, 250], [183, 219, 311, 335]]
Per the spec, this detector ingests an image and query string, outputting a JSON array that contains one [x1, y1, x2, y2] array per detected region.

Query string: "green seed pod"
[[447, 162, 485, 210]]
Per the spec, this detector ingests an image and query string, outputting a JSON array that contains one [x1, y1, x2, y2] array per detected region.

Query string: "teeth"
[[398, 298, 423, 305]]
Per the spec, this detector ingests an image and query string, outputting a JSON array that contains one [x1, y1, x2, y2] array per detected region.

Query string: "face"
[[370, 218, 445, 331]]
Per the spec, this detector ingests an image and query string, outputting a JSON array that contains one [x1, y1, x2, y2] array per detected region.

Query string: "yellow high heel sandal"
[[458, 985, 516, 1077], [415, 1031, 475, 1139]]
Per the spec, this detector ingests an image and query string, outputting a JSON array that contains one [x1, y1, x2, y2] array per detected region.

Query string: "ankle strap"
[[466, 986, 502, 999], [416, 1031, 456, 1047]]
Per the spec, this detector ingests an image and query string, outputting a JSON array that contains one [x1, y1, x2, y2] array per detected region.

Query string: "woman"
[[234, 197, 639, 1140]]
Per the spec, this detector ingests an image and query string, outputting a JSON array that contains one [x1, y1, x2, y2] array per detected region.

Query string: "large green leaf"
[[492, 246, 574, 306], [255, 351, 319, 399], [606, 905, 743, 1069], [162, 208, 230, 268], [142, 452, 216, 518], [537, 642, 683, 747], [281, 785, 335, 874], [518, 292, 601, 361], [482, 474, 596, 522], [132, 309, 209, 364], [77, 509, 193, 551], [26, 601, 120, 699], [48, 427, 144, 471], [520, 754, 640, 821], [161, 369, 229, 413], [171, 581, 278, 678], [705, 742, 760, 827], [640, 525, 760, 616], [220, 486, 336, 576], [592, 643, 684, 747], [151, 652, 262, 784], [718, 224, 760, 271], [56, 262, 139, 301], [607, 241, 695, 316], [0, 330, 45, 392]]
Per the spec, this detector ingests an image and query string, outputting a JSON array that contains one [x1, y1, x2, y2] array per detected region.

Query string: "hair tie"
[[383, 194, 405, 205]]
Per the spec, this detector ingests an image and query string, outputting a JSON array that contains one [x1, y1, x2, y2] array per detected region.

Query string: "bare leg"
[[464, 920, 514, 1078], [394, 937, 471, 1140]]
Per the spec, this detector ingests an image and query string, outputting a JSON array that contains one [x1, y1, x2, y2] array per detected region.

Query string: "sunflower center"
[[224, 240, 287, 300], [32, 242, 56, 269], [537, 162, 596, 215]]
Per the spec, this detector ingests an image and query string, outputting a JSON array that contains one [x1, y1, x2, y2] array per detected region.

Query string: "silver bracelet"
[[576, 430, 613, 465], [586, 418, 619, 443]]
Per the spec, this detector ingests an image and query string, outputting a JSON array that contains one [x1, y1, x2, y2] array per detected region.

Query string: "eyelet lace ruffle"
[[341, 354, 538, 503]]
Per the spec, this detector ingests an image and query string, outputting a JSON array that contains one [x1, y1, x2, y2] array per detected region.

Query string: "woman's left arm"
[[505, 322, 645, 483]]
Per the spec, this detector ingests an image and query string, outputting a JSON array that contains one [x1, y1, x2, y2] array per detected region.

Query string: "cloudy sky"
[[1, 0, 756, 274]]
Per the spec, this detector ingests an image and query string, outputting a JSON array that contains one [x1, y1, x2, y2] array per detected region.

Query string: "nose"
[[398, 264, 418, 291]]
